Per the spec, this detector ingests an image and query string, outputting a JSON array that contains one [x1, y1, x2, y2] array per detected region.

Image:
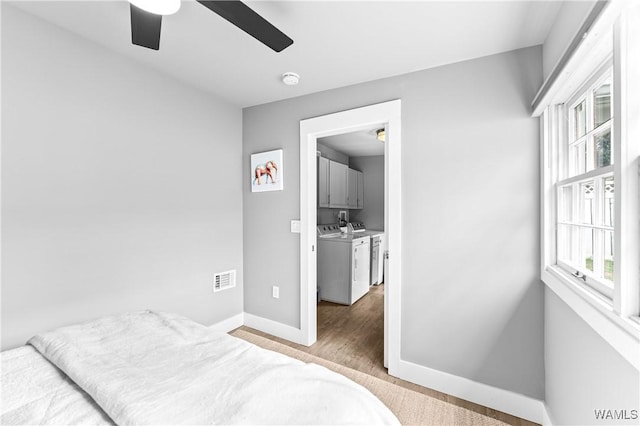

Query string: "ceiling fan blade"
[[196, 1, 293, 52], [130, 4, 162, 50]]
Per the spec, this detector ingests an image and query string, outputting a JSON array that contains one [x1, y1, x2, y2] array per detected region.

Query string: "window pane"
[[594, 83, 611, 127], [603, 229, 614, 282], [580, 181, 595, 224], [558, 224, 574, 263], [558, 185, 573, 222], [595, 128, 612, 168], [572, 142, 587, 175], [603, 176, 614, 227], [586, 136, 595, 172], [581, 228, 594, 273], [574, 100, 586, 139]]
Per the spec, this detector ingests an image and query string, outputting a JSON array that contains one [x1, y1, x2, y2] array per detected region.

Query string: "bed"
[[1, 311, 399, 425]]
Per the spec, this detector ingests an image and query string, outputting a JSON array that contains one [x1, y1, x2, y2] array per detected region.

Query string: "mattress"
[[1, 311, 399, 425]]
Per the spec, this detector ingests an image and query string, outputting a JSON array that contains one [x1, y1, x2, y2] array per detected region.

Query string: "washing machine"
[[316, 224, 370, 305]]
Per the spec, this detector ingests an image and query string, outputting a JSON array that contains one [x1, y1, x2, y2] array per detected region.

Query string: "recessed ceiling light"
[[282, 72, 300, 86]]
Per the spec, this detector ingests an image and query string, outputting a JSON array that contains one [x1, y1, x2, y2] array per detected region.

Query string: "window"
[[538, 3, 639, 365], [556, 69, 614, 297]]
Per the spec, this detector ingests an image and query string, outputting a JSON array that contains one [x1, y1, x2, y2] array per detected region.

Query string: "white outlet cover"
[[272, 286, 280, 298], [290, 220, 301, 233]]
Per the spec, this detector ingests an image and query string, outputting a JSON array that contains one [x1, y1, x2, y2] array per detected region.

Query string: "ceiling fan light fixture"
[[282, 72, 300, 86], [129, 0, 181, 15], [376, 128, 385, 142]]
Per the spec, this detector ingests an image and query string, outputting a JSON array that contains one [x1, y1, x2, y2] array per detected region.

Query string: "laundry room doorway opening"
[[299, 100, 402, 374]]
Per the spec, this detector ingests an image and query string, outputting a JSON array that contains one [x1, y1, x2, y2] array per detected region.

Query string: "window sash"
[[564, 65, 614, 181], [557, 65, 615, 297], [556, 171, 615, 295], [557, 259, 613, 298]]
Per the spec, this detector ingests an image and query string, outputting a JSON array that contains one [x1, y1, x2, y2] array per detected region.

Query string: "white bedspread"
[[1, 345, 113, 425], [27, 311, 399, 425]]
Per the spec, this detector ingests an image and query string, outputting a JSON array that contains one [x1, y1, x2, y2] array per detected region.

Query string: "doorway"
[[299, 100, 401, 374], [314, 127, 385, 370]]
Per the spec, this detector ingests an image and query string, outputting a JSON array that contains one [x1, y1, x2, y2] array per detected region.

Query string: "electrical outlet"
[[272, 286, 279, 299]]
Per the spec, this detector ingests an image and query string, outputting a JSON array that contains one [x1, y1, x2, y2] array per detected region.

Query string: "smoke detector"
[[281, 72, 300, 85]]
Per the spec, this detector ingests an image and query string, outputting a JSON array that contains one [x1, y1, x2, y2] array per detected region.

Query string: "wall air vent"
[[213, 270, 236, 293]]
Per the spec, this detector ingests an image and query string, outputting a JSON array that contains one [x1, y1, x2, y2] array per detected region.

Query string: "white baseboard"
[[209, 312, 244, 333], [395, 359, 545, 424], [243, 312, 307, 345], [221, 311, 547, 424]]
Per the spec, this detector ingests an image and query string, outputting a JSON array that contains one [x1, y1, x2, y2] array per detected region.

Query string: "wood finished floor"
[[238, 284, 538, 426]]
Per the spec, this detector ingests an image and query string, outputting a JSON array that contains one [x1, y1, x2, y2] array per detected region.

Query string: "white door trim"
[[298, 100, 402, 377]]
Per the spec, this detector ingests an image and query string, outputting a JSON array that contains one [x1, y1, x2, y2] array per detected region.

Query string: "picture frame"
[[251, 149, 283, 192]]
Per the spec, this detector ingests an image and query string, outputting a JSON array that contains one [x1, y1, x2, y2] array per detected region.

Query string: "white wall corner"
[[395, 359, 546, 424], [542, 403, 555, 426], [210, 312, 245, 333]]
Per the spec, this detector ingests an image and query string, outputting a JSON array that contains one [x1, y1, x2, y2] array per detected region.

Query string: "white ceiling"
[[10, 1, 563, 108], [319, 127, 385, 157]]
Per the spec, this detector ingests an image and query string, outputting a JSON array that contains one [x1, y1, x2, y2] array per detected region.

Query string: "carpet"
[[231, 328, 509, 426]]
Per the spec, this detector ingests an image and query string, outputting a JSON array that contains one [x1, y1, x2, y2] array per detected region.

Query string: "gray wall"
[[349, 156, 384, 231], [243, 46, 544, 399], [317, 208, 346, 225], [545, 289, 639, 425], [1, 6, 244, 350]]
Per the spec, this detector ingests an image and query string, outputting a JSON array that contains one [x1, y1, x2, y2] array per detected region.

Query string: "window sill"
[[542, 266, 640, 370]]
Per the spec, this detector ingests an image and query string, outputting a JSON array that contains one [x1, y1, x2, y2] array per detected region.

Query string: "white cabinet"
[[348, 168, 358, 208], [356, 170, 364, 209], [329, 161, 348, 208], [318, 156, 330, 208], [317, 157, 364, 209], [348, 169, 364, 209]]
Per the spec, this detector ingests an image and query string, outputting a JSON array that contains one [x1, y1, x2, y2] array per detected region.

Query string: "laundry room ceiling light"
[[129, 0, 181, 15], [282, 72, 300, 86], [376, 128, 385, 142]]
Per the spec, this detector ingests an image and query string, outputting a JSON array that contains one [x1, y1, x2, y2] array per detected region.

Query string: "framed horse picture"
[[251, 149, 283, 192]]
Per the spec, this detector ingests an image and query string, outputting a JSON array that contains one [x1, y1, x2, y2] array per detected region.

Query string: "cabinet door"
[[356, 170, 364, 209], [329, 161, 348, 208], [318, 157, 330, 208], [347, 168, 358, 208]]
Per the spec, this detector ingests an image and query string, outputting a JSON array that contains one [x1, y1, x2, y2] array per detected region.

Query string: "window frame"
[[539, 4, 640, 370]]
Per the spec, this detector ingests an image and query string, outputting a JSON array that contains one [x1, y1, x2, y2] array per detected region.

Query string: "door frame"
[[299, 99, 402, 374]]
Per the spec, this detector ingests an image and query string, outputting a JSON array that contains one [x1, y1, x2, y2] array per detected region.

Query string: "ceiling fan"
[[129, 0, 293, 52]]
